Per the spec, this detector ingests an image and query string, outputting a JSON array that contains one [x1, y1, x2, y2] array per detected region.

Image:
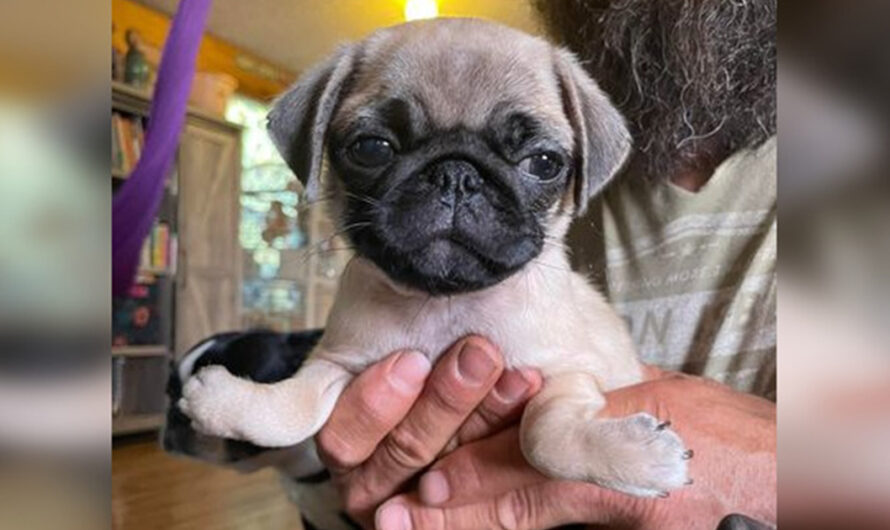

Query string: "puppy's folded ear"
[[267, 44, 358, 201], [554, 49, 631, 215]]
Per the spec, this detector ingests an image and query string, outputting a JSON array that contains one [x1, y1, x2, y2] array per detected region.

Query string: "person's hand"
[[315, 336, 543, 528], [375, 367, 777, 530]]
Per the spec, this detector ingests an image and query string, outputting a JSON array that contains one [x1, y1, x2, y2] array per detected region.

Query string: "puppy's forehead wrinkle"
[[492, 103, 574, 152], [340, 19, 570, 135], [353, 96, 430, 144]]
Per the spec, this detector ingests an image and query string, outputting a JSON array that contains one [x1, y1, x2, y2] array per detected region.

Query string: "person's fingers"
[[455, 367, 542, 445], [417, 427, 546, 508], [376, 481, 610, 530], [316, 350, 430, 474], [347, 336, 503, 514]]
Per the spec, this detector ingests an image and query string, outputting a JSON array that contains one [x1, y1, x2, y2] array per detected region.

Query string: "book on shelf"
[[111, 112, 146, 175], [137, 222, 176, 272], [151, 222, 168, 269], [131, 118, 144, 161]]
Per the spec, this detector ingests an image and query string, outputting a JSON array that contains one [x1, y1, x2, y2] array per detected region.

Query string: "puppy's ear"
[[554, 49, 631, 215], [267, 44, 357, 201]]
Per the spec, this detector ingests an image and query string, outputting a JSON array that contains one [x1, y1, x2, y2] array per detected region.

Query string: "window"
[[226, 95, 308, 331]]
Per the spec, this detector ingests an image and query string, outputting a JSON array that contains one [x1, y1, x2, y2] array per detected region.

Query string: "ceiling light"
[[405, 0, 438, 21]]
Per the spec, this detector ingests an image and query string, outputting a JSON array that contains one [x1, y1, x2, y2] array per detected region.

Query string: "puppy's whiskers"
[[530, 259, 573, 275], [344, 191, 382, 210], [283, 244, 356, 269], [406, 294, 433, 334], [294, 193, 337, 213], [280, 223, 365, 267]]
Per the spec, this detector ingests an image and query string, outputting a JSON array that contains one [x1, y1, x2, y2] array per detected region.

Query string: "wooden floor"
[[112, 435, 304, 530]]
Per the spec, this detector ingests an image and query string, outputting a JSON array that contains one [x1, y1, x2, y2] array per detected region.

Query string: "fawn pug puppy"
[[179, 18, 690, 497]]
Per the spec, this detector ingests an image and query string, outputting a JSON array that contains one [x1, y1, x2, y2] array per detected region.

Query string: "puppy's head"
[[269, 19, 630, 295]]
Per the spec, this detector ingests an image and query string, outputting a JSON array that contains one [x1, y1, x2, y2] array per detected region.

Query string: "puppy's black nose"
[[428, 159, 482, 202]]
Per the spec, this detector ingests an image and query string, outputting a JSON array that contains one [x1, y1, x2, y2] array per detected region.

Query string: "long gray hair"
[[534, 0, 776, 179]]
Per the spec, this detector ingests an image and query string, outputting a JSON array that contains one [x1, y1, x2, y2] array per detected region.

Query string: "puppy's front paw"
[[594, 412, 690, 497], [179, 366, 253, 439]]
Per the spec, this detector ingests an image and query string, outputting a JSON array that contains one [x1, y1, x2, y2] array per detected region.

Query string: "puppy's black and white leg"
[[179, 354, 352, 447], [519, 372, 690, 497]]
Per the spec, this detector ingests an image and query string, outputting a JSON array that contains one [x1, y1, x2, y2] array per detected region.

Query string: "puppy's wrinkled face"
[[330, 104, 571, 294], [269, 19, 630, 295], [331, 23, 574, 294]]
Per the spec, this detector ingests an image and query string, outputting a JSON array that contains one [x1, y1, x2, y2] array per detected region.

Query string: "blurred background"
[[0, 0, 888, 528], [779, 1, 890, 528]]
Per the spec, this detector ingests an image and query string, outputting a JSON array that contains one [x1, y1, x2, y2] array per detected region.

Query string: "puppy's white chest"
[[318, 257, 641, 389]]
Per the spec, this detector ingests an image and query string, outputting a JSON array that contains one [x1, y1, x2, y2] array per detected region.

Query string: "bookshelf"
[[111, 345, 169, 357], [112, 81, 242, 435]]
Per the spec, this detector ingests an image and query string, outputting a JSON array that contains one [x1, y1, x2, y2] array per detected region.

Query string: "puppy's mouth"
[[348, 223, 541, 295], [337, 155, 552, 295]]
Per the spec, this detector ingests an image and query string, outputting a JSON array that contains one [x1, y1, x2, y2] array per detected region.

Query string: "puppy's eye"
[[348, 137, 395, 167], [518, 152, 563, 181]]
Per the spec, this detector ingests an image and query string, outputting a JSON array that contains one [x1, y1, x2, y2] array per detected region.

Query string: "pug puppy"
[[179, 18, 690, 497]]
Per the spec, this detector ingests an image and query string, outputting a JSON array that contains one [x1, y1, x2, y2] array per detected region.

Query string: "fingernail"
[[389, 351, 431, 393], [419, 470, 451, 505], [377, 503, 412, 530], [493, 370, 532, 403], [457, 342, 497, 385]]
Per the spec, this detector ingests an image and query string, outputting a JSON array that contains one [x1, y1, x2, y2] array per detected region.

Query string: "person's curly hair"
[[533, 0, 776, 179]]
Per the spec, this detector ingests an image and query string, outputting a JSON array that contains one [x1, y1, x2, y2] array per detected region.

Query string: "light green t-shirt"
[[571, 138, 776, 399]]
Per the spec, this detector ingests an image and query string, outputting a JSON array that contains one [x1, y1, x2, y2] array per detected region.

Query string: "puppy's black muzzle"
[[426, 158, 482, 207]]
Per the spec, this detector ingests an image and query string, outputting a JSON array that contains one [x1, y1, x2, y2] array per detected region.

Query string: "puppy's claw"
[[570, 413, 690, 497], [656, 420, 672, 431], [657, 491, 670, 498], [683, 449, 694, 460], [685, 478, 694, 485]]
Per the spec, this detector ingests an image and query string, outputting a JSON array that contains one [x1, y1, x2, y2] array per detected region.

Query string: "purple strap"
[[112, 0, 212, 296]]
